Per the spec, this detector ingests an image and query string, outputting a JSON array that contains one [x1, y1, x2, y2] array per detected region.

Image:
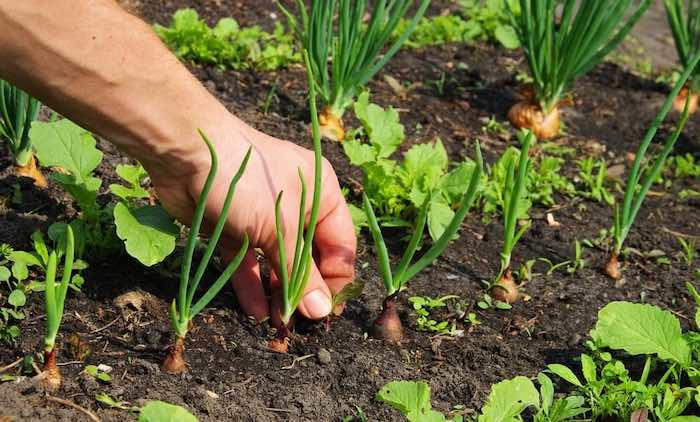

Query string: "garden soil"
[[0, 1, 699, 420]]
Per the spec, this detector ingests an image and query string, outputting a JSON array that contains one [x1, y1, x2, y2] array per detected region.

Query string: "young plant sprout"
[[363, 143, 483, 343], [664, 0, 700, 113], [40, 226, 76, 391], [280, 0, 430, 141], [506, 0, 651, 139], [163, 132, 251, 374], [491, 131, 533, 304], [268, 52, 324, 353], [606, 51, 700, 280], [0, 80, 45, 186]]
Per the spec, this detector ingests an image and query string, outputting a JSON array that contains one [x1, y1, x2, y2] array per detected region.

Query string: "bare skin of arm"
[[0, 0, 356, 322]]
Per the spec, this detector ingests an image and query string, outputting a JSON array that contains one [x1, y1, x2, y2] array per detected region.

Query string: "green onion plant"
[[40, 225, 76, 391], [280, 0, 430, 141], [491, 130, 533, 304], [506, 0, 651, 139], [0, 80, 45, 185], [363, 142, 483, 342], [664, 0, 700, 112], [269, 51, 324, 353], [606, 51, 700, 279], [163, 132, 251, 373]]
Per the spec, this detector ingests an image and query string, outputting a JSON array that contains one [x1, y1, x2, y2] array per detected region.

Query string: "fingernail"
[[302, 289, 332, 319]]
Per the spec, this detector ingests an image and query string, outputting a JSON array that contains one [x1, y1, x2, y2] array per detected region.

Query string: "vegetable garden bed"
[[1, 0, 700, 420]]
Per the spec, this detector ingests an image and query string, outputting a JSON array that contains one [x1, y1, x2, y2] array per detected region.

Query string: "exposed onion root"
[[507, 101, 560, 140], [604, 253, 622, 280], [41, 348, 62, 392], [491, 269, 519, 304], [268, 325, 291, 353], [370, 296, 403, 344], [319, 107, 345, 141], [673, 87, 698, 114], [15, 155, 47, 188], [162, 336, 187, 374]]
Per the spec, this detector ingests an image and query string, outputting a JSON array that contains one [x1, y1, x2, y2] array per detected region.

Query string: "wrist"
[[135, 107, 254, 181]]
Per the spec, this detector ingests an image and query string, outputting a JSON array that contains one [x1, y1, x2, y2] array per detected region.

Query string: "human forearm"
[[0, 0, 241, 176]]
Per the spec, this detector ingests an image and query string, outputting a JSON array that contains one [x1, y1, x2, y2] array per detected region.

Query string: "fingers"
[[313, 163, 357, 296], [264, 215, 334, 322], [295, 261, 333, 320], [222, 236, 269, 321]]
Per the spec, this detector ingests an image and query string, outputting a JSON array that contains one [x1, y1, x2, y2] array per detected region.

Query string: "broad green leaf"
[[546, 364, 582, 387], [212, 17, 239, 38], [406, 409, 448, 422], [591, 302, 691, 366], [8, 290, 26, 307], [478, 376, 539, 422], [109, 164, 150, 201], [494, 25, 519, 49], [342, 139, 376, 166], [440, 160, 477, 205], [537, 373, 553, 411], [428, 198, 455, 241], [376, 380, 432, 417], [9, 251, 42, 267], [580, 354, 597, 384], [113, 203, 178, 267], [139, 401, 198, 422], [354, 91, 404, 158], [31, 119, 103, 183], [348, 203, 368, 234], [0, 266, 10, 282], [11, 261, 27, 282], [31, 231, 48, 266], [403, 139, 448, 181], [668, 417, 700, 422]]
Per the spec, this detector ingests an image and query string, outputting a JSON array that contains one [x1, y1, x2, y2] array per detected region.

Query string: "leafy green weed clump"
[[379, 285, 700, 421], [344, 92, 482, 242], [30, 118, 179, 267], [155, 9, 299, 71]]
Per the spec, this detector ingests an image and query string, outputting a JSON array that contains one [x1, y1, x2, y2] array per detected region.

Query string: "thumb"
[[265, 209, 333, 322], [295, 260, 333, 320]]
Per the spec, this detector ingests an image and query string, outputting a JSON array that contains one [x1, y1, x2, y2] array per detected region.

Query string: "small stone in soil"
[[317, 348, 331, 365]]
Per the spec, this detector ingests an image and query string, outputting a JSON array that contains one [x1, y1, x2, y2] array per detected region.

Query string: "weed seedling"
[[576, 157, 614, 205], [280, 0, 430, 140], [163, 133, 251, 374], [0, 80, 45, 186], [491, 131, 533, 303], [607, 51, 700, 279], [506, 0, 651, 139], [267, 53, 325, 353], [664, 0, 700, 113], [566, 240, 586, 274], [363, 143, 483, 342], [677, 236, 696, 267], [409, 295, 462, 336], [39, 226, 76, 391]]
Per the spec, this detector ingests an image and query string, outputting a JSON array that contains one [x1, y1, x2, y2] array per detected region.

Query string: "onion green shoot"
[[163, 132, 251, 373], [363, 142, 483, 342], [498, 132, 532, 277], [41, 225, 76, 391], [279, 0, 430, 140], [0, 80, 45, 185], [274, 51, 324, 333], [664, 0, 700, 110], [506, 0, 651, 138], [607, 50, 700, 279]]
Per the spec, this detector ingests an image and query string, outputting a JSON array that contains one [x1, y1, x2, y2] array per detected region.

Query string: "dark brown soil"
[[1, 1, 699, 421]]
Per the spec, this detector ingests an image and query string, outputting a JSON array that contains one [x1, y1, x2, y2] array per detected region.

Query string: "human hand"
[[148, 116, 357, 324]]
